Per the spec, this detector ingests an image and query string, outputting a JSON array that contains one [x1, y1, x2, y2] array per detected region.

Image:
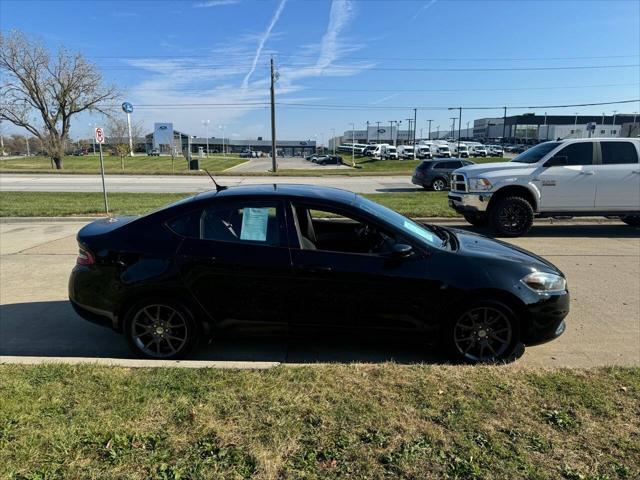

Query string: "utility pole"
[[450, 117, 456, 140], [412, 108, 417, 159], [349, 122, 356, 167], [426, 119, 433, 140], [501, 107, 507, 145], [405, 118, 412, 146], [331, 128, 336, 155], [366, 121, 370, 143], [270, 56, 278, 172], [202, 120, 210, 157], [457, 107, 462, 153], [376, 121, 381, 144]]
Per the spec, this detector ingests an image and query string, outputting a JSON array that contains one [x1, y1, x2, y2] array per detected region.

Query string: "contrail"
[[242, 0, 287, 88]]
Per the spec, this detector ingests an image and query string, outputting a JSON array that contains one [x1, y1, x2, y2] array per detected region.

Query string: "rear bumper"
[[412, 175, 427, 187], [69, 298, 119, 331], [448, 192, 493, 213]]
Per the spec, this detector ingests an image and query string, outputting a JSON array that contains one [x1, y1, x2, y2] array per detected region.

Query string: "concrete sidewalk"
[[1, 219, 639, 368]]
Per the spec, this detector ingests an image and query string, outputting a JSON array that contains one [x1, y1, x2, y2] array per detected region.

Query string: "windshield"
[[510, 141, 560, 164], [355, 196, 443, 248]]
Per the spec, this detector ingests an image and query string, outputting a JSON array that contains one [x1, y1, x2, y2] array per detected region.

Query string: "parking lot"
[[1, 218, 638, 367]]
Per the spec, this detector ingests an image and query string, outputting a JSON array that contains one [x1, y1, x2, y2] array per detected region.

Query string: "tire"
[[123, 299, 199, 359], [431, 177, 447, 191], [444, 299, 521, 363], [489, 196, 534, 237], [463, 213, 489, 227], [621, 215, 640, 227]]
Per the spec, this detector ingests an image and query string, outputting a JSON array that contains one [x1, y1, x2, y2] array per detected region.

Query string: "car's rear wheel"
[[621, 215, 640, 227], [431, 178, 447, 191], [124, 300, 198, 359], [489, 196, 534, 237], [463, 213, 489, 227], [446, 300, 520, 363]]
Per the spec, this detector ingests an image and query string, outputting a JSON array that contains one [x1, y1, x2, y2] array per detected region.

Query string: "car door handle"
[[297, 264, 333, 273], [580, 171, 594, 175]]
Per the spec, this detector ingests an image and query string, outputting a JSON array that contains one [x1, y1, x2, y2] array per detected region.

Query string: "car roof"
[[191, 183, 359, 205]]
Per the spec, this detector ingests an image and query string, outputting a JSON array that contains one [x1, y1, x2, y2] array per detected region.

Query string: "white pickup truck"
[[448, 138, 640, 236]]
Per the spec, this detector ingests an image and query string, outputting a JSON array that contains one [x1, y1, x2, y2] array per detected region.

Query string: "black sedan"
[[315, 154, 343, 166], [69, 184, 569, 362], [412, 159, 474, 191]]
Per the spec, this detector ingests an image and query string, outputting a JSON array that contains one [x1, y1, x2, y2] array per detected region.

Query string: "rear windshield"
[[511, 142, 560, 164]]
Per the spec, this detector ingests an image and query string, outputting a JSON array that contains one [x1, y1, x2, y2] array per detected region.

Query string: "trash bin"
[[189, 158, 200, 170]]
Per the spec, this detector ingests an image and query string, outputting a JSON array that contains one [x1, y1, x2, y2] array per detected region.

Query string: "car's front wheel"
[[621, 215, 640, 227], [489, 196, 534, 237], [124, 300, 198, 359], [446, 300, 521, 363]]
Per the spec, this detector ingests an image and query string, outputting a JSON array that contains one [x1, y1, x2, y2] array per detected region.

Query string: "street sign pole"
[[127, 112, 134, 157], [95, 127, 109, 215]]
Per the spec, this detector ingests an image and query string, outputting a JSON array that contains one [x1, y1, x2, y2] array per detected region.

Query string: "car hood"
[[450, 228, 562, 276], [453, 161, 532, 177]]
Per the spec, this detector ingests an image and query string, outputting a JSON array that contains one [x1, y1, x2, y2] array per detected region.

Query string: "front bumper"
[[521, 291, 570, 346], [448, 191, 493, 213]]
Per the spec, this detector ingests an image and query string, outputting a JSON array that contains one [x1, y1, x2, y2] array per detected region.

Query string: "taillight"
[[77, 246, 95, 265]]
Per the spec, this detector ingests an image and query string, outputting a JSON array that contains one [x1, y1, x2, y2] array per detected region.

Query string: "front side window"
[[511, 141, 560, 164], [554, 142, 593, 166], [600, 141, 639, 165]]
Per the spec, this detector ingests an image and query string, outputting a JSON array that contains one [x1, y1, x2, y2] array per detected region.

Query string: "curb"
[[0, 355, 280, 369]]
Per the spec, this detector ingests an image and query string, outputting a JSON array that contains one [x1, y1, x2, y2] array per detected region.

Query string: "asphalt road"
[[1, 219, 638, 368], [0, 173, 414, 194]]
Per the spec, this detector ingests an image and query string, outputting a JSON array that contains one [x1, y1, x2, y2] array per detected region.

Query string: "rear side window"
[[600, 142, 639, 165], [432, 162, 443, 169], [167, 202, 281, 246], [556, 142, 593, 166], [448, 161, 463, 169]]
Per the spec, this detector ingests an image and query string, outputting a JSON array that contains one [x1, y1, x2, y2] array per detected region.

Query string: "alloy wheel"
[[131, 304, 189, 358], [453, 306, 513, 362], [498, 203, 528, 234], [432, 179, 446, 191]]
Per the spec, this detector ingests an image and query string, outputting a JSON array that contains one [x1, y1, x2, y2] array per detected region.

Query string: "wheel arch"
[[452, 288, 531, 334], [488, 185, 538, 212]]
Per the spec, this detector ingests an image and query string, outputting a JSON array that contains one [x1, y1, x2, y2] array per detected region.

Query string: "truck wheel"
[[489, 196, 534, 237], [463, 213, 489, 227], [621, 216, 640, 227]]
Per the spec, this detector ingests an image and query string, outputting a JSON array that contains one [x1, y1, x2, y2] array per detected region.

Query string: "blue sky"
[[1, 0, 639, 142]]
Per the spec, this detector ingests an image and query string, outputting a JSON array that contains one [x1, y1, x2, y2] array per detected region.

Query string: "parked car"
[[239, 150, 253, 158], [386, 146, 399, 160], [487, 145, 504, 157], [511, 145, 527, 154], [69, 184, 569, 362], [316, 155, 343, 165], [305, 154, 318, 161], [450, 143, 470, 158], [362, 145, 377, 157], [412, 159, 475, 191], [471, 146, 488, 157], [416, 145, 433, 159], [448, 138, 640, 236], [148, 149, 160, 156], [397, 145, 415, 159]]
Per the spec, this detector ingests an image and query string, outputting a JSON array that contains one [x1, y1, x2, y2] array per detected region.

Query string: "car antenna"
[[203, 169, 227, 192]]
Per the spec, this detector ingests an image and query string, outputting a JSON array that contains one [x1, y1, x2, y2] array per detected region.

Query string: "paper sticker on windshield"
[[403, 220, 436, 243], [240, 208, 269, 241]]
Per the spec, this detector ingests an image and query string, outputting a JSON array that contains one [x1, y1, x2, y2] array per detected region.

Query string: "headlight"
[[468, 177, 493, 191], [521, 272, 566, 293]]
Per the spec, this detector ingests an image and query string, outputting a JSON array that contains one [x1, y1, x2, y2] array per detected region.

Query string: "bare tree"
[[0, 30, 119, 169], [105, 116, 142, 171]]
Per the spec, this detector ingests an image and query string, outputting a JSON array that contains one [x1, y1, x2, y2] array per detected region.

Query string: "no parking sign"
[[95, 127, 105, 144]]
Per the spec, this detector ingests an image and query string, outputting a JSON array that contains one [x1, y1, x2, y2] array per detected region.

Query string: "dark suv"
[[412, 159, 474, 191]]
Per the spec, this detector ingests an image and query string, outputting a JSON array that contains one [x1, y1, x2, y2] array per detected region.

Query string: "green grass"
[[0, 191, 456, 218], [0, 155, 245, 174], [0, 155, 507, 176], [0, 364, 638, 479]]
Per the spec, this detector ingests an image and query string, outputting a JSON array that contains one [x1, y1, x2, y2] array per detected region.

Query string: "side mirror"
[[389, 243, 413, 259], [545, 155, 568, 167]]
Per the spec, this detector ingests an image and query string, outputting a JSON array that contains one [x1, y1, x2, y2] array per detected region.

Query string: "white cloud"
[[194, 0, 240, 8], [412, 0, 437, 21], [242, 0, 288, 88]]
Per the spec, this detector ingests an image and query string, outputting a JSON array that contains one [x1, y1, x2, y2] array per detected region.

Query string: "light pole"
[[376, 121, 381, 144], [543, 112, 548, 140], [25, 135, 30, 156], [349, 122, 356, 167], [426, 119, 433, 140], [202, 120, 210, 157], [612, 110, 618, 127], [389, 120, 398, 146], [218, 125, 226, 157], [450, 117, 456, 140], [330, 128, 336, 155]]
